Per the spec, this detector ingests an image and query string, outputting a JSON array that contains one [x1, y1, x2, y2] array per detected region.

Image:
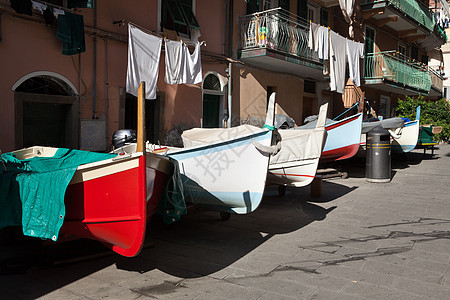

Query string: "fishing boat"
[[391, 106, 421, 153], [302, 113, 363, 161], [359, 106, 420, 154], [0, 82, 173, 257], [360, 117, 404, 149], [149, 93, 277, 215], [267, 103, 328, 188]]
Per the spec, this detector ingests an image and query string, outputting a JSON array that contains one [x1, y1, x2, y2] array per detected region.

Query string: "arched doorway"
[[202, 72, 226, 128], [13, 73, 79, 149]]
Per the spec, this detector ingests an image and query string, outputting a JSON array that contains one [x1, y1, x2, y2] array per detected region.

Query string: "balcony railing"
[[362, 0, 435, 32], [239, 8, 321, 68], [364, 51, 432, 93], [428, 67, 444, 92]]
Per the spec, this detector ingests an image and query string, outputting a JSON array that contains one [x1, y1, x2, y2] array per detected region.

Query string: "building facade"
[[0, 0, 447, 154]]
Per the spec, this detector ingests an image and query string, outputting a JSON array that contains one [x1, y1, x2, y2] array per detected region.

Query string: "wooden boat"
[[391, 106, 420, 153], [304, 113, 363, 161], [360, 117, 404, 149], [149, 93, 277, 215], [0, 83, 173, 257], [267, 103, 328, 187]]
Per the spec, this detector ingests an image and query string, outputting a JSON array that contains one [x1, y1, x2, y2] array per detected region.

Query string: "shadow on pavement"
[[0, 180, 356, 297]]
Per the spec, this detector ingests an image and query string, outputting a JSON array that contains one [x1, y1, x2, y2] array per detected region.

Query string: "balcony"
[[238, 8, 324, 79], [361, 0, 446, 50], [428, 67, 444, 97], [363, 51, 432, 95]]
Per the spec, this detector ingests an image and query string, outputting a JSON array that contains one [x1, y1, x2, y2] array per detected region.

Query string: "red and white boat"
[[303, 113, 363, 161], [8, 146, 173, 257], [1, 83, 173, 257]]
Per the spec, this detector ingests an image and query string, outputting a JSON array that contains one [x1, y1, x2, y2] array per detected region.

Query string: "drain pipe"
[[92, 3, 98, 119], [105, 39, 110, 148], [227, 0, 233, 128]]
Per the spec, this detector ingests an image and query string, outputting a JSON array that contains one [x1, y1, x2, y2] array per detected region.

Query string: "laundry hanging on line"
[[346, 39, 365, 87], [308, 21, 364, 94], [56, 11, 86, 55], [126, 24, 162, 100], [165, 40, 202, 85]]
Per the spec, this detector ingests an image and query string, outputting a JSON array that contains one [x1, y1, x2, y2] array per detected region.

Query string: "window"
[[411, 47, 418, 61], [161, 0, 199, 37], [398, 43, 407, 58], [320, 8, 328, 26]]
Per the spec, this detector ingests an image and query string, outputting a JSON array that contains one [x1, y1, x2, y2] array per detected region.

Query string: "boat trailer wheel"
[[220, 211, 231, 221], [278, 185, 286, 197]]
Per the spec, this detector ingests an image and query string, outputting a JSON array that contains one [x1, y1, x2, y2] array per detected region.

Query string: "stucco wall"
[[233, 64, 306, 126], [0, 0, 228, 152]]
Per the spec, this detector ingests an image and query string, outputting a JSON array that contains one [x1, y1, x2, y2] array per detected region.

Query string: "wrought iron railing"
[[428, 67, 444, 91], [361, 0, 435, 32], [364, 51, 432, 93], [239, 8, 321, 68]]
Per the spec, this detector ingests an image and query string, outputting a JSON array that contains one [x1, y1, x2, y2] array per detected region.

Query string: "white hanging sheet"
[[126, 24, 162, 99], [346, 39, 364, 86], [329, 30, 347, 94]]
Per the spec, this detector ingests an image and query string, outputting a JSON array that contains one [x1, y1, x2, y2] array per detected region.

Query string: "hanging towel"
[[126, 24, 162, 99], [31, 0, 46, 13], [308, 22, 319, 51], [317, 26, 329, 60], [10, 0, 32, 15], [56, 12, 86, 55], [185, 42, 202, 84], [339, 0, 355, 23], [165, 41, 202, 85], [329, 30, 347, 94], [53, 8, 65, 17], [165, 40, 185, 84], [346, 39, 365, 86]]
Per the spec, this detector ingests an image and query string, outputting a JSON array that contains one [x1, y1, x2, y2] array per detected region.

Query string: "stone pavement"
[[1, 144, 449, 299]]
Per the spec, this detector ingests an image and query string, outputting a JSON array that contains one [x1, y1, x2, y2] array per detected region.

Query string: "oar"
[[136, 82, 146, 154]]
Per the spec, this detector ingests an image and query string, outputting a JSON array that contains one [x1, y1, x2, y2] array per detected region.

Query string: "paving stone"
[[317, 264, 397, 287], [393, 276, 450, 299], [306, 287, 365, 300], [341, 280, 425, 300]]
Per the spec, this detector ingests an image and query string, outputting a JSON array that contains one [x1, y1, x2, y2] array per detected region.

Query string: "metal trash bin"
[[366, 126, 391, 183]]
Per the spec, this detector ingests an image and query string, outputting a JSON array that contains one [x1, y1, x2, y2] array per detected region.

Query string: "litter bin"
[[366, 126, 391, 183]]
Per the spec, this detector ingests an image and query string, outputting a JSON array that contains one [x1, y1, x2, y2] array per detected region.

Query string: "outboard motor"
[[112, 129, 137, 149]]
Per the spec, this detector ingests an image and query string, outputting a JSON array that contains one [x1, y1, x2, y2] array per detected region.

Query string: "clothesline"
[[308, 21, 364, 94], [113, 19, 206, 47]]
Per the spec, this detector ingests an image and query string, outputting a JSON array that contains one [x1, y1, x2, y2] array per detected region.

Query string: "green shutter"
[[180, 1, 200, 28], [165, 0, 188, 26]]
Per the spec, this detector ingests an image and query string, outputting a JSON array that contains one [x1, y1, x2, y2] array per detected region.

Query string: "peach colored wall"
[[233, 65, 305, 125], [0, 0, 227, 152]]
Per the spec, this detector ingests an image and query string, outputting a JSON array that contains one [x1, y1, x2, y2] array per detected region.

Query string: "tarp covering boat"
[[267, 103, 328, 187], [0, 148, 116, 241], [362, 117, 405, 134]]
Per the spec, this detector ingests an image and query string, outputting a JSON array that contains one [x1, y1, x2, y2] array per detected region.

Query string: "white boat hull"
[[391, 120, 420, 153], [267, 103, 328, 187], [166, 128, 272, 214]]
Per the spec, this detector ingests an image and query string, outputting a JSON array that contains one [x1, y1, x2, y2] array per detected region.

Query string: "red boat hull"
[[60, 154, 172, 257], [321, 143, 360, 161]]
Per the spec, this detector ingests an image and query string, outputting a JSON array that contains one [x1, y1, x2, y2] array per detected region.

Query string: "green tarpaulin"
[[0, 148, 116, 241]]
